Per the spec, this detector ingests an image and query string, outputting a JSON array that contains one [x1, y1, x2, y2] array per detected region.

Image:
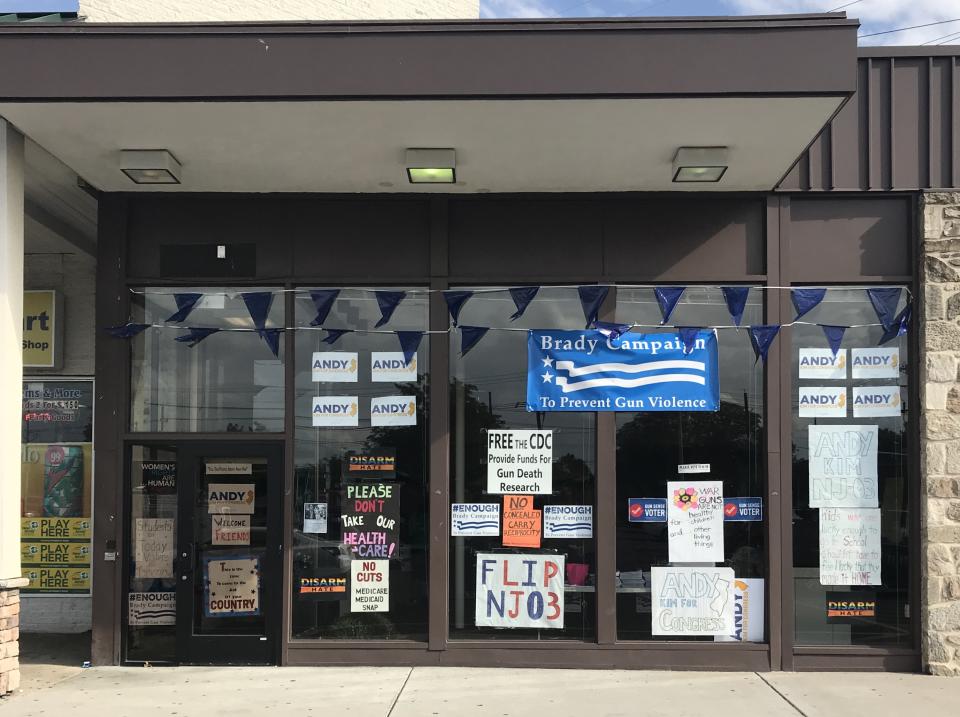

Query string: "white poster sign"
[[312, 396, 359, 427], [212, 515, 250, 546], [450, 503, 500, 537], [667, 480, 724, 563], [819, 508, 882, 585], [311, 352, 358, 383], [799, 348, 847, 379], [207, 483, 255, 514], [852, 385, 902, 418], [303, 503, 328, 534], [486, 429, 553, 495], [651, 566, 735, 636], [475, 553, 564, 629], [808, 425, 878, 508], [206, 463, 252, 475], [371, 352, 417, 382], [370, 396, 417, 426], [128, 592, 176, 626], [798, 386, 847, 418], [851, 347, 899, 379], [134, 518, 174, 579], [350, 559, 389, 612], [206, 556, 260, 616], [678, 463, 710, 474], [715, 578, 765, 643], [543, 505, 593, 539]]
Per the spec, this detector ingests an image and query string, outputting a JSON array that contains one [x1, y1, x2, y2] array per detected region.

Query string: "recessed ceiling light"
[[672, 147, 728, 183], [120, 149, 181, 185], [405, 148, 456, 184]]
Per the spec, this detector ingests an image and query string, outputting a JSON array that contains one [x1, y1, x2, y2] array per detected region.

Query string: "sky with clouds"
[[480, 0, 960, 46]]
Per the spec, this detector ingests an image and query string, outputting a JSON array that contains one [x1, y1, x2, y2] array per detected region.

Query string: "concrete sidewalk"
[[2, 665, 959, 717]]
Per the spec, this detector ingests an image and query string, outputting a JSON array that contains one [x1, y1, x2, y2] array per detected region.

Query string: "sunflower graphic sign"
[[667, 480, 724, 563]]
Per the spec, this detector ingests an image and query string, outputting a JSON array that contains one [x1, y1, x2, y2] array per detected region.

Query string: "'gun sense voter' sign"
[[486, 429, 552, 494], [475, 553, 564, 629]]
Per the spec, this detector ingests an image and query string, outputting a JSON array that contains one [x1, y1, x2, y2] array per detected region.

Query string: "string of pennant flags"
[[105, 285, 912, 366]]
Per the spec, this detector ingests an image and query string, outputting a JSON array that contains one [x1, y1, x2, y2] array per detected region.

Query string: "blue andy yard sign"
[[527, 330, 719, 412]]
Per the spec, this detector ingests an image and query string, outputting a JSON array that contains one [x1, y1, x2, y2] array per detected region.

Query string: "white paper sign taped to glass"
[[204, 555, 260, 617], [212, 515, 250, 546], [808, 425, 878, 508], [475, 553, 564, 629], [651, 566, 735, 636], [852, 386, 901, 418], [819, 508, 881, 585], [486, 429, 552, 495], [370, 396, 417, 426], [371, 352, 417, 382], [852, 348, 899, 379], [715, 578, 765, 643], [205, 462, 252, 475], [667, 480, 724, 563], [312, 396, 359, 427], [451, 503, 500, 537], [798, 348, 847, 379], [798, 387, 847, 418], [303, 502, 328, 534], [526, 330, 719, 412], [543, 505, 593, 538], [207, 483, 255, 514], [351, 559, 389, 613], [134, 518, 175, 579], [312, 351, 358, 383], [128, 592, 176, 626]]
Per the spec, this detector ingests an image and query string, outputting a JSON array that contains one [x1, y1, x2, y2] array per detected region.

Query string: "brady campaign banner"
[[527, 330, 719, 412]]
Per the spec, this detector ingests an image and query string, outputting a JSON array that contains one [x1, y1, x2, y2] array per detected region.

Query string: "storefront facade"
[[0, 15, 957, 675]]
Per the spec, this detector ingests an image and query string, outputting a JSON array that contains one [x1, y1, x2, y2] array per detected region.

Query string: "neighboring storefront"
[[0, 16, 957, 675]]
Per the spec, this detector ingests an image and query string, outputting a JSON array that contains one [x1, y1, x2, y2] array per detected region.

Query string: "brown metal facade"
[[93, 192, 919, 671]]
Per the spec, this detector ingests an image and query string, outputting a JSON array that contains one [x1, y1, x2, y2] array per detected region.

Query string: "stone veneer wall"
[[921, 191, 960, 676], [0, 579, 26, 695]]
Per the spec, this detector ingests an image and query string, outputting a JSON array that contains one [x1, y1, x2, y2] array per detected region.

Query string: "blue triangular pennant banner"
[[749, 325, 781, 364], [259, 328, 281, 358], [721, 287, 750, 327], [593, 321, 632, 340], [879, 304, 911, 345], [396, 331, 423, 366], [374, 291, 406, 328], [791, 288, 826, 320], [308, 289, 340, 327], [577, 286, 609, 329], [104, 323, 150, 339], [166, 293, 203, 323], [821, 325, 846, 356], [460, 326, 489, 357], [509, 287, 539, 321], [443, 290, 473, 327], [678, 327, 701, 355], [867, 287, 902, 331], [242, 291, 274, 332], [323, 329, 351, 345], [174, 327, 220, 348], [655, 286, 686, 325]]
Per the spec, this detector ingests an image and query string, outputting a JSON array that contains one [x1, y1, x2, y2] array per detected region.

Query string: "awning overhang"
[[0, 15, 859, 193]]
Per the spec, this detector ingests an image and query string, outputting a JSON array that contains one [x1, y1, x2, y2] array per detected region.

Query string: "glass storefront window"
[[614, 287, 766, 641], [131, 288, 284, 433], [449, 287, 597, 641], [292, 288, 429, 640], [791, 287, 913, 647]]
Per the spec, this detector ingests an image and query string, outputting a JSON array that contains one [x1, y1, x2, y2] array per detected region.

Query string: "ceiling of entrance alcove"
[[0, 97, 842, 194]]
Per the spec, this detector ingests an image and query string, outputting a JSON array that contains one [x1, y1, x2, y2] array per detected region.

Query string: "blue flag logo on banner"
[[527, 330, 719, 412]]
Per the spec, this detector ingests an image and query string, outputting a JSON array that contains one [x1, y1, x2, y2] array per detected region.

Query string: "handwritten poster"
[[667, 481, 724, 563], [205, 556, 260, 617], [808, 425, 878, 508], [303, 503, 328, 534], [502, 495, 542, 548], [212, 515, 250, 546], [134, 518, 174, 579], [651, 566, 735, 636], [127, 592, 176, 626], [350, 559, 389, 612], [475, 553, 564, 629], [340, 483, 399, 559], [487, 430, 553, 495], [543, 505, 593, 539], [451, 503, 500, 537], [819, 508, 882, 585]]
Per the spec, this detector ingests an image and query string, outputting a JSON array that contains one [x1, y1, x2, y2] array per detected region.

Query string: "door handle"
[[179, 541, 195, 579]]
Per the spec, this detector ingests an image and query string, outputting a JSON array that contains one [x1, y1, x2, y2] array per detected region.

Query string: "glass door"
[[175, 443, 282, 664]]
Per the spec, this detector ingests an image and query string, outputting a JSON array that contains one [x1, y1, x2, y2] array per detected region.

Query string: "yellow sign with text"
[[22, 290, 59, 368], [21, 566, 91, 594], [21, 517, 92, 540], [21, 541, 91, 567]]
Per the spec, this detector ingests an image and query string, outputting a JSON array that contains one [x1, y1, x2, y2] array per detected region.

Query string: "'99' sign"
[[475, 553, 565, 629]]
